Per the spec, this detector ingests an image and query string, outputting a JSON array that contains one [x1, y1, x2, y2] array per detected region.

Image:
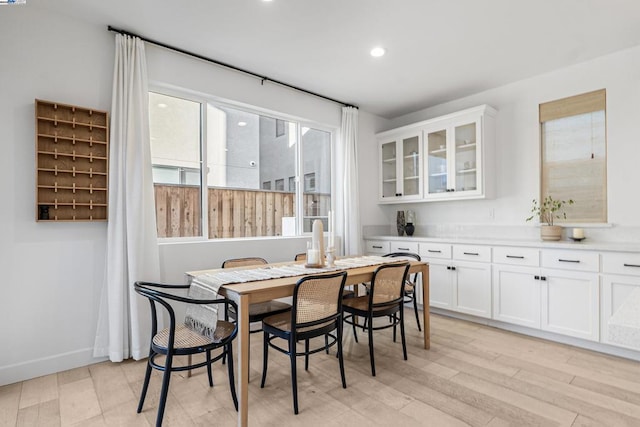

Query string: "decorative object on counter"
[[405, 210, 415, 236], [570, 227, 585, 242], [404, 222, 415, 236], [526, 196, 574, 241], [396, 210, 405, 236]]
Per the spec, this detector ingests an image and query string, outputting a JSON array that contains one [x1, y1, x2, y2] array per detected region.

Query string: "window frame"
[[149, 84, 336, 242]]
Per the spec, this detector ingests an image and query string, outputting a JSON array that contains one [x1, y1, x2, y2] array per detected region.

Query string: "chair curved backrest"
[[369, 262, 410, 309], [222, 257, 268, 268], [294, 253, 307, 261], [292, 271, 347, 333], [383, 252, 420, 283]]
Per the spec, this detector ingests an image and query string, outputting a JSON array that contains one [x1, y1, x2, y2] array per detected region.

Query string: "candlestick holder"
[[326, 247, 336, 268]]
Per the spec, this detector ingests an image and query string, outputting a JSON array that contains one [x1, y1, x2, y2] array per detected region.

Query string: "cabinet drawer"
[[541, 249, 599, 272], [419, 242, 452, 259], [365, 240, 390, 254], [390, 241, 419, 254], [602, 252, 640, 276], [493, 246, 540, 267], [453, 244, 491, 262]]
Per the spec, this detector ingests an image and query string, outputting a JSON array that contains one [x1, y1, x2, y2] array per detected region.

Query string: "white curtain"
[[93, 34, 160, 362], [341, 106, 361, 256]]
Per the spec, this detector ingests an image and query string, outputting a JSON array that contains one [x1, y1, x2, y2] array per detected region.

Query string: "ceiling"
[[37, 0, 640, 119]]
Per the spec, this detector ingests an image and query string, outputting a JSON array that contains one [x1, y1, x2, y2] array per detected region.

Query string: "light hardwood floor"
[[3, 313, 640, 426]]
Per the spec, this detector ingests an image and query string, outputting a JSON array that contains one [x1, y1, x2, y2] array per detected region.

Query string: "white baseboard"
[[0, 348, 108, 386]]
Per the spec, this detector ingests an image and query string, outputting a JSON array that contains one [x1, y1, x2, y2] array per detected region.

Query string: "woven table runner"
[[192, 255, 399, 295]]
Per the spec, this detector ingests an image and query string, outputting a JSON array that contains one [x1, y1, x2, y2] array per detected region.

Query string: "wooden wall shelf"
[[35, 99, 109, 222]]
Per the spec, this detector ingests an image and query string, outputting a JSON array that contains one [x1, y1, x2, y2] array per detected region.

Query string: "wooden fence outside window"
[[154, 184, 330, 238]]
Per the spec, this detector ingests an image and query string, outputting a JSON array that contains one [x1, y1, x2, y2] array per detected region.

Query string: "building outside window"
[[149, 90, 333, 238]]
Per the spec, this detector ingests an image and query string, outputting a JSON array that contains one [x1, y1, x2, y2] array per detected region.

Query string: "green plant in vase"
[[526, 196, 574, 241]]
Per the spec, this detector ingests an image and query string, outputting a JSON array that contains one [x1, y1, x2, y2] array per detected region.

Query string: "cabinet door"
[[492, 265, 541, 328], [452, 119, 481, 194], [426, 258, 454, 310], [541, 269, 599, 341], [425, 126, 449, 195], [401, 135, 422, 198], [453, 260, 492, 318], [601, 274, 640, 350], [380, 139, 399, 199]]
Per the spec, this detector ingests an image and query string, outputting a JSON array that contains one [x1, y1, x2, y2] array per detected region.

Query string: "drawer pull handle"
[[623, 263, 640, 268], [463, 252, 479, 256], [372, 245, 382, 249], [398, 247, 410, 251], [558, 259, 580, 263], [428, 250, 442, 253], [506, 255, 525, 259]]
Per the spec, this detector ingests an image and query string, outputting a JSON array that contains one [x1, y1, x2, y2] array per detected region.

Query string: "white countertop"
[[364, 234, 640, 253]]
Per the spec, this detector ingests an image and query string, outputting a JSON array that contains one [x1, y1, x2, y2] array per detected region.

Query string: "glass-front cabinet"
[[425, 117, 481, 199], [377, 105, 496, 203], [379, 132, 423, 202], [423, 106, 496, 201]]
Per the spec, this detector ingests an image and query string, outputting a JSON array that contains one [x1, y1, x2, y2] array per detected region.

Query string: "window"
[[149, 90, 333, 239], [539, 89, 607, 223]]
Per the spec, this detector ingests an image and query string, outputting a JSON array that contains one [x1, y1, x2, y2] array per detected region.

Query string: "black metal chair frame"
[[260, 271, 348, 414], [342, 262, 410, 376], [383, 252, 422, 331], [134, 281, 238, 427]]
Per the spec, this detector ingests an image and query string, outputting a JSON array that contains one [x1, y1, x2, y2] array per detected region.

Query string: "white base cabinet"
[[493, 264, 541, 329], [421, 243, 491, 319], [540, 268, 599, 341], [365, 238, 640, 353]]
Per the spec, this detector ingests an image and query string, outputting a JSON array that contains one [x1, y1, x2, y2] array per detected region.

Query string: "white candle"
[[307, 249, 319, 265], [573, 228, 584, 239]]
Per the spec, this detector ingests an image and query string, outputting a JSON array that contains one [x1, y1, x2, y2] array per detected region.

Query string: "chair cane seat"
[[153, 321, 236, 349], [342, 296, 400, 314]]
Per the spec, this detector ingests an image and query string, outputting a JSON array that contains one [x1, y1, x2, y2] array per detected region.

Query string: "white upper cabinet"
[[423, 106, 496, 201], [378, 131, 423, 202], [377, 105, 496, 203]]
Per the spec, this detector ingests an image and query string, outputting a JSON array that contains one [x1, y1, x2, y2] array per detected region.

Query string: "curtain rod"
[[107, 25, 358, 109]]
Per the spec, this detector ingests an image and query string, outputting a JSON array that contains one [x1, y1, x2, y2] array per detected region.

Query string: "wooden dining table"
[[186, 258, 429, 427]]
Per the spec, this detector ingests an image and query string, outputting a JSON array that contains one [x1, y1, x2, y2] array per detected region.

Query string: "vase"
[[541, 225, 562, 241], [396, 211, 405, 236], [405, 222, 415, 236]]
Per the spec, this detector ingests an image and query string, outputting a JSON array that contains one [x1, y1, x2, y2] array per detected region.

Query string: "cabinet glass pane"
[[427, 129, 447, 194], [381, 141, 397, 198], [402, 136, 420, 196], [454, 122, 477, 192]]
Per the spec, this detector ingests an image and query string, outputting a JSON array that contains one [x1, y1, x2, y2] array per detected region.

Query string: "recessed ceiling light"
[[238, 121, 247, 127], [157, 103, 167, 108], [370, 47, 386, 58]]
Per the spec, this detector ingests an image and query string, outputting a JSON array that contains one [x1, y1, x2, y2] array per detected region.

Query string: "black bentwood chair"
[[134, 281, 238, 427], [383, 252, 422, 331], [222, 257, 292, 331], [260, 271, 348, 414], [342, 262, 410, 376]]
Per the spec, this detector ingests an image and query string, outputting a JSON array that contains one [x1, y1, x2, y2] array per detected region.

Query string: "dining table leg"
[[237, 294, 250, 427], [421, 264, 430, 349]]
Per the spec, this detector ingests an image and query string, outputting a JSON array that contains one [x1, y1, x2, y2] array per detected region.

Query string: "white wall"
[[359, 45, 640, 237], [0, 6, 381, 385]]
